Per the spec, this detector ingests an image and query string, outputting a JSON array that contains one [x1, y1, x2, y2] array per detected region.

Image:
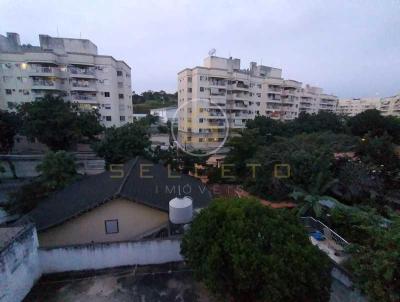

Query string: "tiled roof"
[[25, 157, 212, 231]]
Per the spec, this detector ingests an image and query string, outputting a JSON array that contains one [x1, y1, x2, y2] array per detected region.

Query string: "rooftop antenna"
[[208, 48, 216, 57]]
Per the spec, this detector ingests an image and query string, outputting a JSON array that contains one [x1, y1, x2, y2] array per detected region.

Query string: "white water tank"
[[169, 196, 193, 224]]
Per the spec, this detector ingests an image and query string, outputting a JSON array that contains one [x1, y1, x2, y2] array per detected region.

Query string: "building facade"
[[0, 32, 133, 127], [336, 94, 400, 117], [336, 98, 380, 116], [379, 93, 400, 117], [150, 106, 178, 123], [177, 56, 338, 149]]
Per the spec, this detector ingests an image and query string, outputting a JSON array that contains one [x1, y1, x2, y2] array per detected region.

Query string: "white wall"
[[39, 238, 183, 274], [0, 225, 41, 302]]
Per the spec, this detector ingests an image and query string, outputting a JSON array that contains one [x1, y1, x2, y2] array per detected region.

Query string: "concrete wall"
[[39, 199, 168, 247], [39, 238, 183, 274], [0, 225, 41, 302], [0, 153, 105, 179]]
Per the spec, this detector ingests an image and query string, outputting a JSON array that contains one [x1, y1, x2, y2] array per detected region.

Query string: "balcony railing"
[[69, 67, 95, 76], [301, 216, 349, 250], [32, 79, 55, 87], [31, 66, 59, 73], [71, 94, 96, 101]]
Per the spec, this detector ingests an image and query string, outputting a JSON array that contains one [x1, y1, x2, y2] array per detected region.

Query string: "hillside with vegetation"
[[132, 90, 177, 114]]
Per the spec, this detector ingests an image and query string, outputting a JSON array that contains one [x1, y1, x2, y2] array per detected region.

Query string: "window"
[[104, 92, 110, 97], [120, 116, 125, 121], [199, 138, 204, 142], [5, 89, 12, 95], [200, 87, 204, 92], [188, 77, 192, 82], [118, 93, 124, 99], [187, 88, 192, 93], [105, 219, 119, 234], [118, 82, 123, 88], [117, 70, 123, 76], [105, 116, 112, 121], [199, 118, 204, 123], [104, 104, 111, 109]]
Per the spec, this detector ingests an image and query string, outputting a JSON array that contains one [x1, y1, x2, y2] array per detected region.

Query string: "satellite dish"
[[208, 48, 216, 57]]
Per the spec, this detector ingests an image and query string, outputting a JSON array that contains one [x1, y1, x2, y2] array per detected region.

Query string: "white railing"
[[300, 216, 349, 249]]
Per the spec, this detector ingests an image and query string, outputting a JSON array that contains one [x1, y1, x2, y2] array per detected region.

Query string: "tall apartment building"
[[336, 98, 380, 116], [0, 32, 133, 127], [336, 94, 400, 117], [177, 55, 338, 150], [379, 93, 400, 117]]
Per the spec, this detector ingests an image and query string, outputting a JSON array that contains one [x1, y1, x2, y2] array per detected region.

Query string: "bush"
[[181, 198, 332, 302]]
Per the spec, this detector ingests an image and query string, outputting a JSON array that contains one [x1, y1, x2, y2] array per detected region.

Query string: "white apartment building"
[[336, 98, 380, 116], [379, 93, 400, 117], [0, 32, 133, 127], [336, 94, 400, 117], [150, 106, 178, 123], [177, 56, 338, 150]]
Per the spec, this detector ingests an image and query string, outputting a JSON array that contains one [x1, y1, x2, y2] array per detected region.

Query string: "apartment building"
[[177, 56, 338, 150], [379, 93, 400, 117], [336, 98, 380, 116], [0, 32, 133, 127]]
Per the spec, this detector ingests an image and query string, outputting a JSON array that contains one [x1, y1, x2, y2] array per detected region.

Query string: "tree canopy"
[[19, 95, 102, 150], [0, 110, 21, 153], [181, 198, 332, 302], [36, 151, 78, 190], [93, 121, 151, 164]]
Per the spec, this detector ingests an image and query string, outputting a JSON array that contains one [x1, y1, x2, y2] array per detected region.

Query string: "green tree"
[[19, 95, 102, 150], [0, 110, 21, 178], [181, 198, 332, 302], [356, 132, 399, 170], [0, 110, 21, 153], [5, 181, 49, 214], [348, 109, 400, 142], [93, 122, 151, 164], [76, 109, 104, 141], [345, 214, 400, 302], [36, 151, 77, 190]]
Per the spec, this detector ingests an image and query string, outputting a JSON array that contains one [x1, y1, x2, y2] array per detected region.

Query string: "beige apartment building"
[[379, 93, 400, 117], [177, 55, 338, 150], [0, 32, 133, 127], [336, 98, 380, 116], [336, 94, 400, 117]]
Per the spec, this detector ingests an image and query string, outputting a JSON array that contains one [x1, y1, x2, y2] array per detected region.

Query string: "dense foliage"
[[181, 198, 332, 302], [19, 95, 102, 150], [93, 122, 151, 164], [0, 110, 21, 153], [36, 151, 78, 190]]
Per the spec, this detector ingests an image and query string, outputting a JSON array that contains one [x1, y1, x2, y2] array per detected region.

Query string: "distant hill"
[[132, 90, 177, 114]]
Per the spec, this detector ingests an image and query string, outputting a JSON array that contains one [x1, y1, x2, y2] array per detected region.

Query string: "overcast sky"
[[1, 0, 399, 98]]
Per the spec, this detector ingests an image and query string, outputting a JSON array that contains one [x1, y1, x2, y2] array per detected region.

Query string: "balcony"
[[31, 79, 59, 90], [209, 80, 226, 87], [301, 216, 349, 264], [268, 86, 282, 93], [231, 83, 250, 91], [69, 66, 96, 78], [71, 94, 98, 103], [70, 80, 97, 91], [29, 66, 60, 76]]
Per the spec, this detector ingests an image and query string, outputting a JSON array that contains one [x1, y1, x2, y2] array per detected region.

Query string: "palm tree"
[[289, 172, 343, 218]]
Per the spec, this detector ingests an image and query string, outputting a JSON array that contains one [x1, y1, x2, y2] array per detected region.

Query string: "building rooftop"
[[23, 157, 212, 231]]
